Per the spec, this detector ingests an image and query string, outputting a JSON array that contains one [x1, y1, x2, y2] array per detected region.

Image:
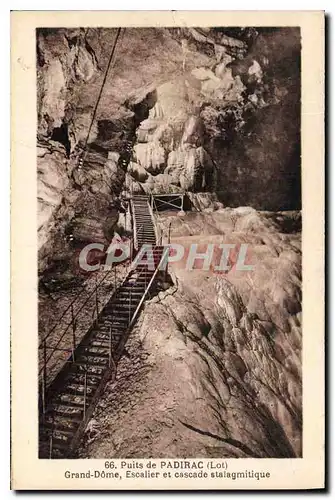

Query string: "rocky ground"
[[37, 27, 302, 458], [79, 208, 301, 459]]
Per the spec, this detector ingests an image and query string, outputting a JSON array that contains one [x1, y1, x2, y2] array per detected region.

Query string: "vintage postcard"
[[11, 10, 325, 490]]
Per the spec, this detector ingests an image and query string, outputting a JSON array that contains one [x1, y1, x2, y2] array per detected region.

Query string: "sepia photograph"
[[11, 10, 324, 490]]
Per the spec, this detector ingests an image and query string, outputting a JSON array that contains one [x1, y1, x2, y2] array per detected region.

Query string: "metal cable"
[[81, 27, 122, 159]]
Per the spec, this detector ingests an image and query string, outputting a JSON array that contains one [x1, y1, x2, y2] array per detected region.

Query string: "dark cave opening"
[[130, 89, 158, 127], [286, 142, 301, 211], [51, 123, 71, 158]]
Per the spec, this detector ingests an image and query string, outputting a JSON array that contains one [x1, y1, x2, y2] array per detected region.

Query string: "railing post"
[[42, 339, 47, 418], [71, 303, 76, 362], [164, 247, 168, 281], [114, 265, 116, 291], [129, 283, 132, 323], [109, 326, 112, 368], [95, 274, 99, 326], [49, 434, 53, 459], [83, 368, 87, 420], [168, 221, 172, 245]]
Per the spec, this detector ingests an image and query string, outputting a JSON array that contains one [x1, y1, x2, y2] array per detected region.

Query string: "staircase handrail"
[[129, 198, 139, 250], [148, 193, 163, 245], [38, 267, 116, 375], [38, 243, 164, 381], [127, 246, 169, 331]]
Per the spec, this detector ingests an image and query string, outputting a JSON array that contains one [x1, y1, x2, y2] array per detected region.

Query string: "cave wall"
[[208, 28, 301, 210]]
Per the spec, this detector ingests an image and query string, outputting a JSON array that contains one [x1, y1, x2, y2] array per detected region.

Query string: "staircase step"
[[98, 323, 129, 332], [107, 295, 140, 303], [94, 318, 128, 330], [55, 397, 87, 409], [76, 364, 105, 375], [50, 406, 84, 420], [121, 283, 146, 289], [93, 325, 128, 335], [77, 355, 109, 366], [48, 437, 72, 453], [109, 310, 134, 318], [116, 293, 143, 299], [65, 373, 100, 387], [113, 300, 139, 306], [80, 348, 110, 359], [99, 315, 129, 323], [96, 321, 128, 330], [93, 334, 124, 345], [134, 269, 156, 275], [88, 339, 116, 349], [93, 326, 128, 335], [63, 385, 96, 397], [91, 334, 122, 341], [112, 307, 138, 314], [113, 296, 142, 302], [136, 264, 157, 269], [134, 277, 155, 283], [90, 339, 120, 349], [40, 427, 74, 443], [81, 339, 109, 356], [41, 419, 78, 435]]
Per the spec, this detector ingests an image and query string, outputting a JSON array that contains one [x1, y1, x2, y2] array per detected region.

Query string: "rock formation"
[[37, 27, 300, 268], [80, 209, 301, 458]]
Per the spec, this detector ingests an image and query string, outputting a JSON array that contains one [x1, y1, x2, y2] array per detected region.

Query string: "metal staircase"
[[39, 195, 168, 458]]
